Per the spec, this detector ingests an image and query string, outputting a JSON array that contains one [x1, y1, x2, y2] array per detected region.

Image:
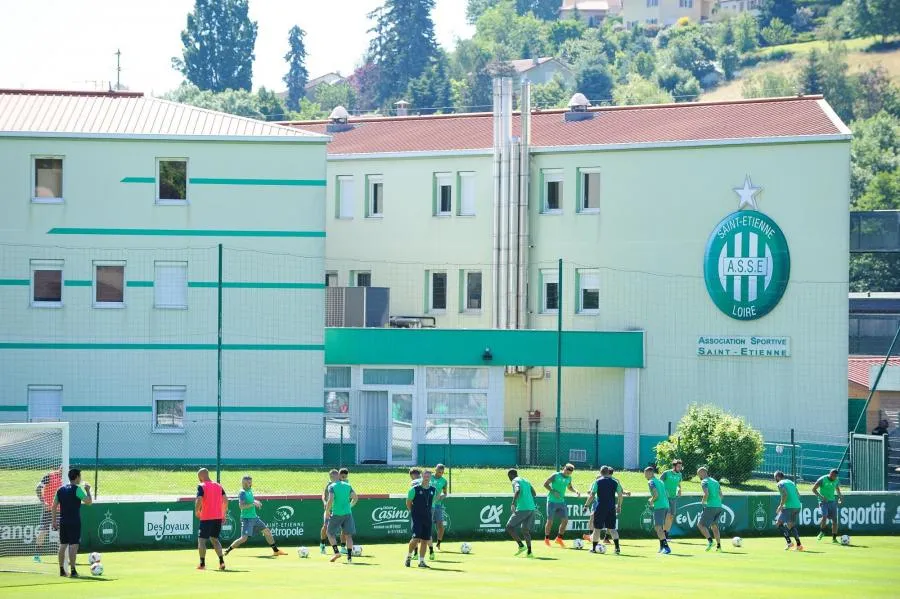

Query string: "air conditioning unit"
[[326, 287, 390, 327]]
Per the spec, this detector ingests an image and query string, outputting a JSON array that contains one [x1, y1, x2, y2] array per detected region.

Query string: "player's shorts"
[[667, 497, 678, 516], [199, 519, 223, 539], [653, 508, 668, 527], [506, 509, 536, 531], [411, 516, 432, 540], [327, 514, 356, 537], [546, 501, 568, 520], [776, 508, 800, 526], [58, 521, 81, 545], [700, 507, 723, 528], [593, 508, 617, 530], [819, 500, 838, 521], [432, 505, 444, 525], [241, 517, 268, 537], [38, 507, 54, 531]]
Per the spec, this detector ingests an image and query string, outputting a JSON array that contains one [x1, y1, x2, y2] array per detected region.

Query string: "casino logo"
[[97, 510, 119, 545], [703, 177, 790, 321]]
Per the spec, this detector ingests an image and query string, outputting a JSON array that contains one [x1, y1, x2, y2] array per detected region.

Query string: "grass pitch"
[[1, 536, 895, 598]]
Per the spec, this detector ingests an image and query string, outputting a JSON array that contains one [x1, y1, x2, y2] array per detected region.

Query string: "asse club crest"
[[703, 177, 790, 321]]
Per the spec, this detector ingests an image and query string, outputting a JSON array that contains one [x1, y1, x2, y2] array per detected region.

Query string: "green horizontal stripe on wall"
[[48, 228, 326, 238], [120, 177, 327, 187], [0, 279, 29, 286], [63, 280, 92, 287], [126, 280, 154, 288], [120, 177, 155, 183], [188, 281, 325, 289], [186, 406, 324, 413], [72, 458, 324, 466], [62, 405, 152, 413], [0, 405, 27, 411], [0, 343, 324, 351]]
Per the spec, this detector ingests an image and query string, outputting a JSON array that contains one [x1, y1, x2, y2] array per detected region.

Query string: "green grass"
[[757, 36, 881, 56], [2, 537, 896, 598], [8, 467, 812, 498]]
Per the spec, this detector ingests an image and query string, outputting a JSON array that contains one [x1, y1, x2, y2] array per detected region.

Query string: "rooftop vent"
[[394, 99, 410, 117], [565, 92, 594, 122], [326, 106, 353, 133]]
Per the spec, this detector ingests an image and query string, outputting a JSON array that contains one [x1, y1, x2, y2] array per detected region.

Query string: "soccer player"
[[325, 468, 358, 563], [408, 467, 422, 559], [583, 466, 623, 554], [660, 459, 683, 539], [543, 463, 580, 547], [585, 467, 631, 544], [195, 467, 228, 570], [223, 475, 287, 557], [430, 464, 449, 557], [34, 468, 62, 563], [320, 469, 339, 554], [813, 468, 843, 543], [506, 468, 537, 558], [406, 470, 436, 568], [775, 470, 803, 551], [644, 466, 671, 554], [50, 468, 92, 577], [696, 467, 724, 552]]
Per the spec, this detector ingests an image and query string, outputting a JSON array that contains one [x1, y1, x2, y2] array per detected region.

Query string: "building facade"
[[622, 0, 713, 27]]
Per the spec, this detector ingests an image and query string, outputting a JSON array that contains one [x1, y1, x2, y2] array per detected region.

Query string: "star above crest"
[[734, 176, 761, 211]]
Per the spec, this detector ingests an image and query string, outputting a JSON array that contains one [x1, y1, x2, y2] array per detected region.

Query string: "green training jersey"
[[648, 477, 669, 510], [701, 477, 722, 508], [432, 475, 448, 506], [513, 477, 536, 511], [660, 469, 682, 499], [778, 479, 801, 509], [548, 472, 571, 504], [239, 488, 257, 518], [816, 475, 839, 501], [329, 481, 354, 516]]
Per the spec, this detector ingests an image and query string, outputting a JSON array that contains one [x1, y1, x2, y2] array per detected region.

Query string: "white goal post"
[[0, 422, 69, 573]]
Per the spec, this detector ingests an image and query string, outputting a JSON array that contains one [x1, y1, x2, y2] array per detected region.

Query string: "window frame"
[[325, 271, 339, 287], [458, 171, 476, 216], [154, 260, 188, 310], [336, 175, 355, 219], [155, 158, 189, 205], [31, 155, 65, 204], [152, 385, 186, 434], [429, 270, 448, 313], [542, 169, 564, 214], [541, 269, 559, 314], [30, 259, 64, 308], [353, 271, 371, 287], [92, 260, 126, 309], [424, 367, 492, 443], [434, 173, 453, 216], [578, 167, 601, 214], [324, 366, 352, 441], [27, 384, 62, 422], [366, 175, 384, 218], [576, 269, 601, 315], [462, 270, 483, 313]]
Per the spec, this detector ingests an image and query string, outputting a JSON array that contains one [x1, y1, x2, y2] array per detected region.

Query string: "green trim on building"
[[186, 406, 324, 413], [72, 458, 323, 466], [48, 228, 326, 238], [188, 281, 325, 289], [0, 342, 324, 351], [62, 405, 152, 413], [121, 177, 326, 187], [126, 280, 154, 288], [0, 279, 29, 286], [63, 280, 92, 287], [0, 405, 27, 411], [120, 177, 155, 183], [324, 328, 644, 367]]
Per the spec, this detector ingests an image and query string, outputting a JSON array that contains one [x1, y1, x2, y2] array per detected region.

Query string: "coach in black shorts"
[[51, 468, 92, 577], [584, 466, 623, 554], [405, 470, 436, 568]]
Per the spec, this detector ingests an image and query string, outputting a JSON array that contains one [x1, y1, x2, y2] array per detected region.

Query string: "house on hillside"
[[622, 0, 713, 27], [306, 72, 347, 94], [509, 57, 575, 87], [714, 0, 761, 21], [559, 0, 623, 26]]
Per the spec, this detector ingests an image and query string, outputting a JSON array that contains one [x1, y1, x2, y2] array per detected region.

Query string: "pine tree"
[[173, 0, 258, 92], [283, 26, 309, 111], [798, 48, 825, 95]]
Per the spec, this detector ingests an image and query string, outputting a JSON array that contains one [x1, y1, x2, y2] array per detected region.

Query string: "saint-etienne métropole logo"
[[703, 176, 790, 321]]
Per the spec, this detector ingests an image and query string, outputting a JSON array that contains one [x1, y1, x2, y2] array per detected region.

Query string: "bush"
[[654, 404, 764, 484]]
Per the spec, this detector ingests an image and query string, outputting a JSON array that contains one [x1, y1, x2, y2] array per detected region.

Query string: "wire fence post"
[[517, 417, 523, 465], [594, 419, 600, 469], [790, 428, 796, 480], [339, 426, 344, 468], [555, 258, 563, 472], [94, 422, 100, 497], [448, 426, 453, 494], [216, 243, 223, 483], [667, 421, 672, 438]]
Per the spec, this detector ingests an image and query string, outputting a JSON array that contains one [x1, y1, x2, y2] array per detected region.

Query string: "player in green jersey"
[[696, 467, 724, 552], [644, 466, 671, 554], [542, 463, 580, 547], [325, 468, 358, 563], [659, 459, 683, 540], [320, 469, 340, 553], [430, 464, 449, 556], [506, 469, 537, 557], [812, 468, 843, 543], [775, 470, 803, 551], [224, 475, 287, 557]]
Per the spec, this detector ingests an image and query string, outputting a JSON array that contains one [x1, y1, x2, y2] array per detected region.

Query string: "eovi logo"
[[675, 502, 736, 531], [703, 177, 790, 321]]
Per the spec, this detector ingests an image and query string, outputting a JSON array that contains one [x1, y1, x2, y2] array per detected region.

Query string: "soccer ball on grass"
[[297, 546, 309, 558], [732, 536, 743, 547], [593, 543, 606, 554], [572, 538, 584, 550], [90, 562, 104, 576], [352, 545, 363, 557], [88, 552, 102, 565], [840, 535, 851, 545], [460, 542, 472, 554]]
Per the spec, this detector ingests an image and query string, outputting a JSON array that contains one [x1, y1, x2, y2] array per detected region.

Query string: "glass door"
[[389, 392, 414, 465], [358, 391, 389, 464]]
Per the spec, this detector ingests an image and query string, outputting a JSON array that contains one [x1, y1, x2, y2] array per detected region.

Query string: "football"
[[841, 535, 851, 545], [732, 536, 743, 547], [88, 552, 102, 565], [573, 538, 584, 550], [298, 546, 309, 558], [352, 545, 363, 556], [90, 561, 104, 576], [460, 542, 472, 554], [594, 543, 607, 554]]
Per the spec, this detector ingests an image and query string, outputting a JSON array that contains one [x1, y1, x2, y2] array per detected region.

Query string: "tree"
[[256, 87, 287, 121], [759, 0, 796, 28], [515, 0, 559, 20], [820, 44, 858, 123], [164, 83, 264, 119], [741, 71, 797, 98], [856, 168, 900, 211], [292, 98, 327, 120], [760, 17, 795, 46], [173, 0, 258, 92], [633, 51, 657, 79], [576, 62, 615, 105], [716, 17, 736, 48], [613, 74, 675, 105], [406, 53, 453, 114], [283, 26, 309, 111], [733, 12, 760, 54], [474, 1, 549, 59], [656, 66, 700, 101], [467, 0, 500, 23], [851, 0, 900, 44], [855, 67, 900, 120], [530, 74, 571, 108], [312, 83, 359, 114], [798, 48, 825, 95], [548, 19, 587, 53], [849, 111, 900, 204], [850, 254, 900, 292], [719, 46, 739, 81], [661, 25, 717, 84]]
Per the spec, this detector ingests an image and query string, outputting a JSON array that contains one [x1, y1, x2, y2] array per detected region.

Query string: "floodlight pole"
[[555, 258, 563, 471], [216, 243, 223, 482]]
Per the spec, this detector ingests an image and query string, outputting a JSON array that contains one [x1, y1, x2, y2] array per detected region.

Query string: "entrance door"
[[358, 391, 388, 463], [389, 392, 414, 464]]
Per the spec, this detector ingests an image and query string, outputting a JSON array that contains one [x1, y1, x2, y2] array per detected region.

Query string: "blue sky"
[[0, 0, 473, 94]]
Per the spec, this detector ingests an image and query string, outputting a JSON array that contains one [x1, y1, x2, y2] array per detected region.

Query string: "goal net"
[[0, 422, 68, 574]]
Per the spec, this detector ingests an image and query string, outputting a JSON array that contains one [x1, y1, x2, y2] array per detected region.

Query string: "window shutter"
[[155, 262, 188, 308]]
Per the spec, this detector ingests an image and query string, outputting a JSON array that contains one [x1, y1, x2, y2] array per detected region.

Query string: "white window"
[[646, 0, 659, 6], [353, 271, 371, 287], [337, 175, 355, 219], [93, 261, 125, 308], [152, 386, 185, 433], [577, 269, 600, 314], [27, 385, 62, 422], [679, 0, 693, 7], [425, 367, 490, 440], [157, 158, 188, 204], [326, 271, 338, 287], [324, 366, 351, 441], [429, 271, 448, 312], [367, 175, 384, 217], [541, 269, 559, 313], [32, 156, 63, 203], [154, 261, 188, 309], [435, 173, 452, 216], [30, 259, 63, 308], [543, 170, 563, 213], [579, 168, 601, 213], [459, 172, 476, 216], [464, 271, 482, 311]]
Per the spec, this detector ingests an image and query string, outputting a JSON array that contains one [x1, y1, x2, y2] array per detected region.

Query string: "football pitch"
[[1, 537, 896, 599]]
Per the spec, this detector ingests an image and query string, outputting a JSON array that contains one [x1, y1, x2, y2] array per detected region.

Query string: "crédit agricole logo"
[[703, 176, 790, 321]]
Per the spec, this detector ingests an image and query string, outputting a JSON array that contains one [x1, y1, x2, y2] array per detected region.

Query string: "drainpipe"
[[518, 80, 531, 331], [508, 136, 520, 331], [498, 78, 511, 330], [491, 79, 502, 329]]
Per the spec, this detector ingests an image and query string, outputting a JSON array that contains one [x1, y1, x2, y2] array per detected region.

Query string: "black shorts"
[[593, 509, 617, 531], [59, 521, 81, 545], [199, 519, 223, 539], [411, 517, 432, 541]]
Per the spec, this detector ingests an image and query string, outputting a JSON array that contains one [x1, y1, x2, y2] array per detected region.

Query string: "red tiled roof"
[[848, 356, 900, 389], [0, 88, 144, 98], [284, 96, 846, 155]]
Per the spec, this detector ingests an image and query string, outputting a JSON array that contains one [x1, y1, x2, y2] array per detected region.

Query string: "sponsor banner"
[[697, 336, 790, 358], [144, 510, 194, 541]]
